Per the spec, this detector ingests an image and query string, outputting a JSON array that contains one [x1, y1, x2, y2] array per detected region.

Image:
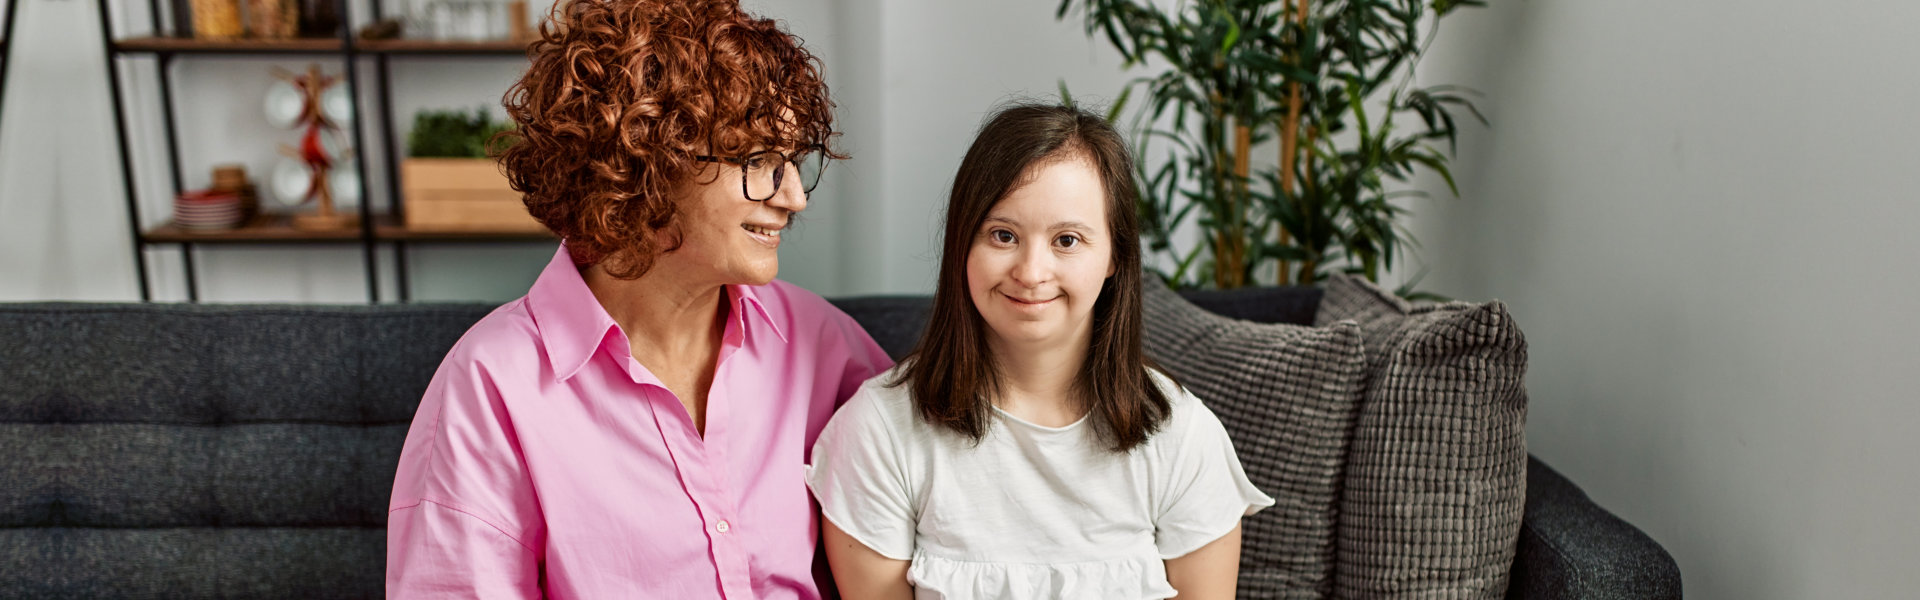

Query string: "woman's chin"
[[986, 324, 1076, 350], [732, 261, 780, 287]]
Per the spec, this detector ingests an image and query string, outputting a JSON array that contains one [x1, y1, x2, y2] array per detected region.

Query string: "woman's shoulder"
[[1142, 367, 1219, 446], [1144, 367, 1203, 412], [439, 298, 545, 370], [842, 365, 918, 422], [816, 366, 925, 454]]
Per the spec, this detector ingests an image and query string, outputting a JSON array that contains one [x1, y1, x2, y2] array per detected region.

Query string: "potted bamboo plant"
[[1059, 0, 1485, 290], [401, 107, 542, 232]]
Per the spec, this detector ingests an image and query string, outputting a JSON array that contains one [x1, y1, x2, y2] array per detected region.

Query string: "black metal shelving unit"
[[97, 0, 552, 303], [1, 0, 20, 128]]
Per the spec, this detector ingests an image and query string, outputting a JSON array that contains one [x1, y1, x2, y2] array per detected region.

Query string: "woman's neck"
[[583, 259, 727, 357], [989, 334, 1092, 428], [582, 257, 729, 435]]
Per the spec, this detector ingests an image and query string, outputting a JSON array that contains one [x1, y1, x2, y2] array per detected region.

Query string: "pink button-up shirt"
[[387, 246, 892, 599]]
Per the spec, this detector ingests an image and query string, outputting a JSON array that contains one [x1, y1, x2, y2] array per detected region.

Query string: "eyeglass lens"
[[742, 149, 826, 201]]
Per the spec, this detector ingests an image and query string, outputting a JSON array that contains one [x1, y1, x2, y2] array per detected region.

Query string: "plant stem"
[[1233, 122, 1251, 287], [1277, 0, 1309, 286], [1208, 98, 1245, 289]]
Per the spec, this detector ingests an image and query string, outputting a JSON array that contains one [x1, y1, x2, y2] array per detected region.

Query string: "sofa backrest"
[[835, 286, 1322, 361], [0, 287, 1319, 598], [0, 303, 492, 598]]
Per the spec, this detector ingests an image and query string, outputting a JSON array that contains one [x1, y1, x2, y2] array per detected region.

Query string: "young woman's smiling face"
[[966, 155, 1115, 354]]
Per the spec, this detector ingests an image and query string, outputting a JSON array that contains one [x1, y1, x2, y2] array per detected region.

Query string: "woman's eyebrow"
[[982, 216, 1097, 231]]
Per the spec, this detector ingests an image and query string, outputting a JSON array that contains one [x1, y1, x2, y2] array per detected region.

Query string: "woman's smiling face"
[[966, 155, 1115, 353], [662, 149, 809, 287]]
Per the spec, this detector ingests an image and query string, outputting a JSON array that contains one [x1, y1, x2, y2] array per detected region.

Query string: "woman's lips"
[[1001, 292, 1057, 310], [742, 223, 782, 246]]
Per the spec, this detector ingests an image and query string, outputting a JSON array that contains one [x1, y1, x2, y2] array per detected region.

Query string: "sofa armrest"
[[1507, 456, 1682, 600]]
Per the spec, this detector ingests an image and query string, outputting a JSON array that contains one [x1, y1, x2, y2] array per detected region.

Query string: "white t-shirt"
[[806, 366, 1275, 600]]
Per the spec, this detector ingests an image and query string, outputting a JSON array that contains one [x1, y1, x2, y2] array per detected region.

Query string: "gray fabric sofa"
[[0, 291, 1680, 599]]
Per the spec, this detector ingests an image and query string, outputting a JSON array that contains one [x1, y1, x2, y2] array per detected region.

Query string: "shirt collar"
[[527, 244, 792, 383], [727, 283, 789, 346], [526, 244, 620, 383]]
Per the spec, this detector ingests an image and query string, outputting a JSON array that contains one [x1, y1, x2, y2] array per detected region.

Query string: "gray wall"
[[1409, 1, 1920, 598], [5, 0, 1920, 597]]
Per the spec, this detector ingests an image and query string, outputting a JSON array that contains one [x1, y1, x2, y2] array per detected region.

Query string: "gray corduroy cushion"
[[1142, 278, 1367, 599], [1314, 275, 1530, 599]]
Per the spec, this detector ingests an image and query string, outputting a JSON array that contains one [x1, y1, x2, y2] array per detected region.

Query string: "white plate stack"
[[174, 190, 246, 231]]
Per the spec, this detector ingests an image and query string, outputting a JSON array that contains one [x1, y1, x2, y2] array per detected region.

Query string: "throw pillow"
[[1315, 274, 1529, 599], [1142, 277, 1367, 599]]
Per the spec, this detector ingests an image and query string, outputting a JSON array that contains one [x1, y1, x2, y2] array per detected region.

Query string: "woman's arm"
[[388, 356, 544, 598], [823, 517, 913, 600], [1164, 524, 1244, 600]]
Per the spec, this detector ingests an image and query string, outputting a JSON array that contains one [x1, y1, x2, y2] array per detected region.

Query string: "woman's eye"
[[990, 230, 1016, 244], [743, 157, 769, 171], [1055, 234, 1081, 249]]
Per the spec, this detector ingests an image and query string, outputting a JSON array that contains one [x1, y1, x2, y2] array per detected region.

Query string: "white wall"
[[2, 0, 148, 302], [1405, 1, 1920, 598], [818, 0, 1141, 294]]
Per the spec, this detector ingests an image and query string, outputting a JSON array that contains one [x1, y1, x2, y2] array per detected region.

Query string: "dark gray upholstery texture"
[[1315, 274, 1531, 599], [0, 292, 1674, 599], [1142, 279, 1366, 599], [1505, 458, 1682, 600], [0, 303, 491, 599]]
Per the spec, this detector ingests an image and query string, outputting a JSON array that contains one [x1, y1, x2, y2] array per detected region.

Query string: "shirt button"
[[716, 520, 731, 533]]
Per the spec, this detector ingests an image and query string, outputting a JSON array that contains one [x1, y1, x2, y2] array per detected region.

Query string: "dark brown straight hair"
[[892, 102, 1170, 452]]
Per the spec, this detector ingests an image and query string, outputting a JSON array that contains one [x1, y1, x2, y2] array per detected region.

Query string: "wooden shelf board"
[[375, 222, 555, 242], [358, 39, 530, 56], [144, 214, 365, 243], [112, 36, 530, 56], [114, 36, 342, 54], [143, 214, 555, 243]]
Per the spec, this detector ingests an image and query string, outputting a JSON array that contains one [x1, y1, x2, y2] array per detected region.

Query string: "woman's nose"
[[766, 161, 808, 213], [1009, 246, 1050, 288]]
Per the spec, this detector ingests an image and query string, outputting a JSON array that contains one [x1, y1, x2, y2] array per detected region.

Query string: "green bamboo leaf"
[[1221, 15, 1242, 52], [1406, 149, 1458, 196], [1106, 86, 1133, 123]]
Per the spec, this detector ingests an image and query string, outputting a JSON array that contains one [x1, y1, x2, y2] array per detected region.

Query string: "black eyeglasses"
[[694, 145, 827, 202]]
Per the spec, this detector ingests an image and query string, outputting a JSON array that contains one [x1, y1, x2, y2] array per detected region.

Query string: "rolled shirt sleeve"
[[387, 347, 546, 598], [387, 500, 541, 597]]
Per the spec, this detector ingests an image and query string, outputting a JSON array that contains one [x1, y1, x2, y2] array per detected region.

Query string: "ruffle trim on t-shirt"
[[905, 550, 1179, 600]]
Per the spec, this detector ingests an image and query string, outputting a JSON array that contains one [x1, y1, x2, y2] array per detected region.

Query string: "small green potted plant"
[[401, 107, 540, 232]]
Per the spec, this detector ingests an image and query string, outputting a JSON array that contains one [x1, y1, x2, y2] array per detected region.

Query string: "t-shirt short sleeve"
[[1150, 384, 1278, 559], [806, 380, 917, 560]]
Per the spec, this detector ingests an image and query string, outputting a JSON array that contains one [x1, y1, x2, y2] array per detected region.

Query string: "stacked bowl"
[[173, 190, 246, 231]]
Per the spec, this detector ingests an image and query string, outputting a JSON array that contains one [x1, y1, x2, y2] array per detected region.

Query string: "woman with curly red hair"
[[385, 1, 891, 597]]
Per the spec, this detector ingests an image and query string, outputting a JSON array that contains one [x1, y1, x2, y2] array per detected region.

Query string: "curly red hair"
[[497, 0, 838, 278]]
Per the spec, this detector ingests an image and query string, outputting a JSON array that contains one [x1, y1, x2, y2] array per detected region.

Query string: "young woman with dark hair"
[[806, 103, 1274, 599]]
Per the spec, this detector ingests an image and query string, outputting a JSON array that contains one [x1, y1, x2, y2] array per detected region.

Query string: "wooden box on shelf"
[[400, 158, 543, 232]]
